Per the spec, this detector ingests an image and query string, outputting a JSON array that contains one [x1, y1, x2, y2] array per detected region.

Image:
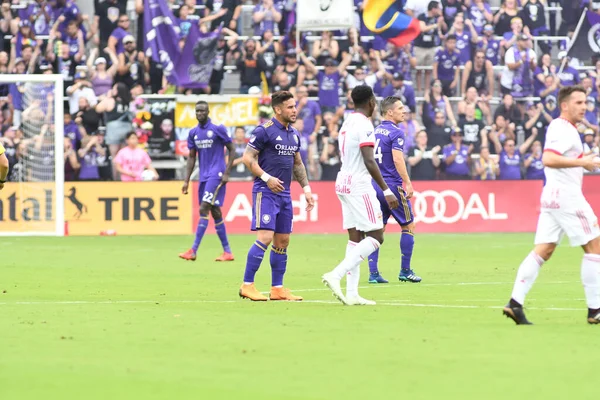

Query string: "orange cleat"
[[215, 252, 235, 262], [269, 287, 303, 301], [179, 249, 197, 261], [239, 283, 268, 301]]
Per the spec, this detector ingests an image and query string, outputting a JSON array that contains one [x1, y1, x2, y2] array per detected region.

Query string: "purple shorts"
[[251, 191, 293, 233], [199, 179, 226, 207], [373, 180, 414, 226]]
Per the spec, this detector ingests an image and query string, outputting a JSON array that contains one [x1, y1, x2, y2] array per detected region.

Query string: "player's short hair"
[[125, 132, 137, 140], [351, 85, 375, 108], [196, 100, 208, 108], [446, 34, 457, 42], [380, 96, 402, 115], [271, 90, 294, 109], [558, 85, 586, 106], [428, 1, 439, 11]]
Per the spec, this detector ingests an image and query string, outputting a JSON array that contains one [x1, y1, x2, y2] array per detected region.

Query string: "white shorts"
[[534, 198, 600, 247], [338, 189, 384, 232]]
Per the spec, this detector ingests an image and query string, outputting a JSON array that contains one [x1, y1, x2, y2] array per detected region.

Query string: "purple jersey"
[[298, 100, 321, 134], [499, 150, 522, 179], [374, 120, 404, 184], [479, 38, 500, 65], [110, 27, 129, 54], [61, 32, 80, 57], [317, 71, 341, 108], [454, 30, 472, 65], [65, 121, 81, 149], [435, 48, 460, 81], [253, 3, 283, 35], [443, 144, 470, 176], [187, 118, 232, 182], [20, 3, 52, 35], [53, 1, 84, 36], [557, 66, 580, 87], [248, 118, 300, 196], [468, 4, 491, 34], [79, 148, 100, 180], [525, 153, 544, 179]]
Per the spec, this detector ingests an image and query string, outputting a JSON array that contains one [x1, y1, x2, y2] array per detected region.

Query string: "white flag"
[[297, 0, 355, 31]]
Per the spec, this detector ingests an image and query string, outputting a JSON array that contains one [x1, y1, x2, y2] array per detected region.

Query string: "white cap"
[[94, 57, 107, 65], [557, 51, 568, 59], [248, 86, 261, 95]]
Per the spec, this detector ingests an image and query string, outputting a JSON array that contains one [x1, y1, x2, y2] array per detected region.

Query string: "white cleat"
[[321, 272, 348, 305], [345, 295, 376, 306]]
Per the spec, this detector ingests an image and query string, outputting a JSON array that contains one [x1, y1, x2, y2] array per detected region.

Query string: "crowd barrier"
[[3, 177, 600, 235]]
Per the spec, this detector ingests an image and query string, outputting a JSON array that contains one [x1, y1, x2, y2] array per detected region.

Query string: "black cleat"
[[503, 304, 533, 325], [587, 309, 600, 324]]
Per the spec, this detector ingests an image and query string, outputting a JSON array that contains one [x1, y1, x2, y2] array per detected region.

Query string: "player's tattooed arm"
[[242, 146, 263, 177], [292, 152, 309, 188]]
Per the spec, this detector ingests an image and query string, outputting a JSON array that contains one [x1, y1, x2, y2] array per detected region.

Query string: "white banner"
[[297, 0, 355, 31]]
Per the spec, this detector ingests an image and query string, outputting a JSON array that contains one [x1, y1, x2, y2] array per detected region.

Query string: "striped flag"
[[363, 0, 421, 47]]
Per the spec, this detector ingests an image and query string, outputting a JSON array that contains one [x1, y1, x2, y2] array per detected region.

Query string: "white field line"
[[0, 299, 584, 311]]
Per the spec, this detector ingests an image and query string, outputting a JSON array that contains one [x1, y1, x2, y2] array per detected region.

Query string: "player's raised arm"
[[293, 152, 314, 211]]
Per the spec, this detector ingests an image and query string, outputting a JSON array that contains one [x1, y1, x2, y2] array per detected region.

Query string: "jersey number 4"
[[374, 138, 383, 164]]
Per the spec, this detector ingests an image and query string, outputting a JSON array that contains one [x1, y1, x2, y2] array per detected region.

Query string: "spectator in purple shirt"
[[433, 34, 461, 97], [107, 13, 131, 55], [478, 24, 501, 65], [52, 0, 84, 36], [252, 0, 282, 36], [296, 85, 322, 139], [490, 130, 536, 180], [77, 135, 106, 181], [443, 129, 473, 179], [19, 0, 52, 36], [298, 51, 352, 113], [53, 19, 85, 62], [13, 20, 36, 58], [448, 14, 479, 65], [523, 140, 544, 180], [556, 51, 581, 87], [467, 0, 493, 34]]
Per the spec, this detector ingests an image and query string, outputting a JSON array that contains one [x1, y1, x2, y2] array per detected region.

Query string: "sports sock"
[[270, 247, 287, 287], [581, 254, 600, 310], [332, 236, 381, 280], [214, 218, 232, 253], [368, 248, 379, 274], [345, 241, 359, 297], [243, 241, 268, 284], [400, 230, 414, 272], [191, 215, 209, 252], [510, 251, 544, 306]]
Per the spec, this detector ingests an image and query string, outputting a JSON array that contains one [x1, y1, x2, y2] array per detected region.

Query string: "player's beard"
[[285, 114, 297, 124]]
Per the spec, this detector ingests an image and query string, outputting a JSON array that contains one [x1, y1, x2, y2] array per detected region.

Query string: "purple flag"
[[175, 23, 221, 89], [144, 0, 181, 85]]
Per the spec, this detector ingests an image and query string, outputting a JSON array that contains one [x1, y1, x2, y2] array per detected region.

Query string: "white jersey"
[[336, 112, 376, 195], [542, 118, 584, 199]]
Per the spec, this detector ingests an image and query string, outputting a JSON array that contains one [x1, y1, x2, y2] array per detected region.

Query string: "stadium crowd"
[[0, 0, 598, 183]]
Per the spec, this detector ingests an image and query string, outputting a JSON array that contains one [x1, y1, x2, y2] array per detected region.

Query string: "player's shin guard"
[[243, 241, 268, 284], [510, 251, 544, 306], [400, 230, 414, 272], [270, 247, 287, 287], [346, 241, 359, 296], [214, 218, 231, 253], [368, 248, 380, 274], [581, 254, 600, 310], [192, 215, 210, 252], [332, 237, 381, 279]]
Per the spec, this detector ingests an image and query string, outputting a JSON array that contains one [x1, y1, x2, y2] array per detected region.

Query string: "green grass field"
[[1, 233, 597, 399]]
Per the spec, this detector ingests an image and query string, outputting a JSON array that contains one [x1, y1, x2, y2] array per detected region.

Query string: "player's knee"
[[210, 206, 222, 220], [368, 231, 384, 245], [584, 236, 600, 255], [273, 234, 290, 249], [199, 203, 211, 216], [534, 244, 555, 261], [257, 230, 274, 246]]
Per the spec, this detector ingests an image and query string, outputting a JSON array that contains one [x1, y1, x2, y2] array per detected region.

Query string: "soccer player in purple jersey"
[[179, 101, 236, 262], [369, 97, 422, 283], [239, 91, 315, 301]]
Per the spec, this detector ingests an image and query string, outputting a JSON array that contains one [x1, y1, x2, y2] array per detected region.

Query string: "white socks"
[[333, 236, 381, 280], [345, 241, 359, 297], [581, 254, 600, 310], [510, 251, 544, 306]]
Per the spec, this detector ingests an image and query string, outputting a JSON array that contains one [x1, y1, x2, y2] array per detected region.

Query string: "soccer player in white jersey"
[[321, 85, 399, 306], [503, 86, 600, 325]]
